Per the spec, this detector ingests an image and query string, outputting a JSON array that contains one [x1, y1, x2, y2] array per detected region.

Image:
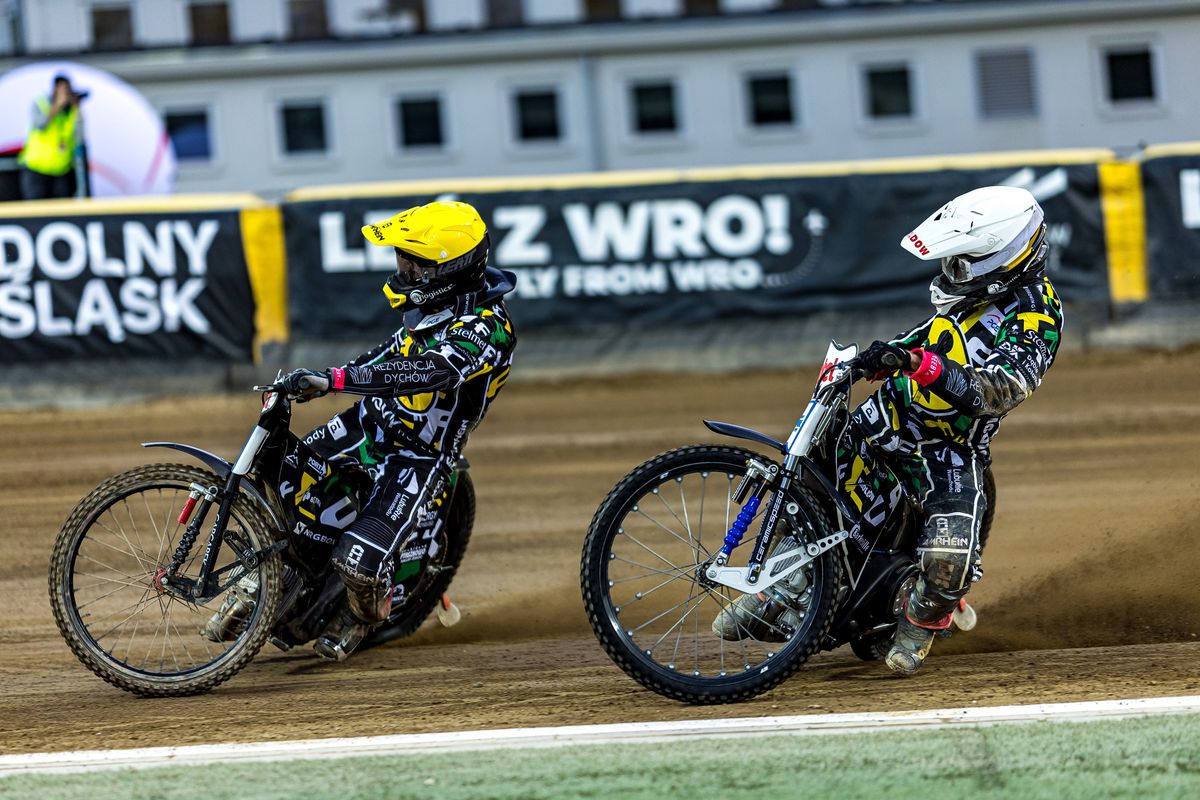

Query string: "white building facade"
[[1, 0, 1197, 196]]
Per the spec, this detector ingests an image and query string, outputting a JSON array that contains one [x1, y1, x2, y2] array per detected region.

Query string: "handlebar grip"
[[880, 351, 907, 369], [297, 376, 316, 391]]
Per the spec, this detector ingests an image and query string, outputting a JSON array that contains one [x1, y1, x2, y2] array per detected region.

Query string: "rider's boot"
[[200, 573, 259, 643], [313, 606, 371, 662], [885, 603, 956, 676], [313, 574, 393, 662]]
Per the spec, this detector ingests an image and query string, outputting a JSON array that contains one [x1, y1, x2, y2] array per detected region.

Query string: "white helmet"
[[901, 186, 1047, 314]]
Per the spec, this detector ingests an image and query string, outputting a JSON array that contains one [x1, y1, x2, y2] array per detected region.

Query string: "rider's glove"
[[280, 368, 331, 402], [859, 341, 917, 381]]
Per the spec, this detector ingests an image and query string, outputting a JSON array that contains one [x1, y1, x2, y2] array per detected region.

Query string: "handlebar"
[[251, 375, 324, 399], [836, 350, 909, 384]]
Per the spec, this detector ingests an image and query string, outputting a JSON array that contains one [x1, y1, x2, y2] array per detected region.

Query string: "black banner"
[[1141, 152, 1200, 299], [283, 162, 1108, 339], [0, 210, 256, 362]]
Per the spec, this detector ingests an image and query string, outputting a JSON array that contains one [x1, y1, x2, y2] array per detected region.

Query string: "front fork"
[[159, 425, 278, 603], [708, 456, 799, 587]]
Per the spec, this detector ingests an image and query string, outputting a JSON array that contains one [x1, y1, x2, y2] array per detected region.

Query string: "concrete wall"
[[3, 1, 1197, 196]]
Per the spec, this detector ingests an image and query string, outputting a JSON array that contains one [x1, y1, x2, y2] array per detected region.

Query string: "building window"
[[514, 90, 561, 143], [396, 97, 444, 149], [863, 63, 914, 119], [287, 0, 329, 40], [381, 0, 426, 33], [746, 73, 795, 127], [683, 0, 720, 15], [164, 109, 213, 161], [585, 0, 621, 22], [280, 101, 328, 155], [487, 0, 523, 27], [975, 48, 1037, 119], [1103, 46, 1156, 103], [188, 2, 230, 46], [91, 5, 133, 51], [631, 81, 678, 134]]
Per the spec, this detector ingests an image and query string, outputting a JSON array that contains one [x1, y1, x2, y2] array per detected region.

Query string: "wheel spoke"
[[645, 593, 708, 656], [633, 507, 705, 560], [78, 533, 158, 568]]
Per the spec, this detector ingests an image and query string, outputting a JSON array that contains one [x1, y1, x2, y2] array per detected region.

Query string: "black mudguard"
[[141, 441, 286, 532], [703, 420, 786, 454]]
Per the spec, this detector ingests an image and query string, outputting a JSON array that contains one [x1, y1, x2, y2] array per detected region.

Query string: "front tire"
[[48, 464, 282, 697], [581, 445, 841, 704]]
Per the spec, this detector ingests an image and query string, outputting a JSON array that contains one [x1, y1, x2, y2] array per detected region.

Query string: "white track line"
[[4, 695, 1200, 777]]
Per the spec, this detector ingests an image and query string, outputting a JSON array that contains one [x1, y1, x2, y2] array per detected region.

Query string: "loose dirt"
[[2, 348, 1198, 755]]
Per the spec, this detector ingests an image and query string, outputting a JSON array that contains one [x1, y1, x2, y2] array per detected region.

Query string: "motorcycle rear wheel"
[[48, 464, 282, 697], [581, 445, 841, 704]]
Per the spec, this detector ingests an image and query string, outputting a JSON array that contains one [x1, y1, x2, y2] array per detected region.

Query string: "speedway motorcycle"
[[580, 342, 992, 704], [48, 376, 473, 696]]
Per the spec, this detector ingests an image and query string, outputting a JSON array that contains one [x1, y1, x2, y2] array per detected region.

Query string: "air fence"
[[0, 144, 1197, 385]]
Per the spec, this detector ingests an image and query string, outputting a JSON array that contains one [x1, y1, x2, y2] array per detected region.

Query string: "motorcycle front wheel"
[[581, 445, 840, 704], [48, 464, 282, 697]]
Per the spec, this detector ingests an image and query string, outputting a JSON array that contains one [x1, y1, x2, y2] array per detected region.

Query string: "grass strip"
[[4, 713, 1200, 800]]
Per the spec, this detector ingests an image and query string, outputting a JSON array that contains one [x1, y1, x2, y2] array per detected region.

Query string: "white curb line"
[[4, 695, 1199, 777]]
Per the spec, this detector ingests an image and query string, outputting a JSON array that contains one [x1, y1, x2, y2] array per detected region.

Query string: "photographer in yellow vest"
[[19, 74, 84, 200]]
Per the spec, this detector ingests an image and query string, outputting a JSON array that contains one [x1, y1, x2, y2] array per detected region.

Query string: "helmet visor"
[[941, 255, 977, 285], [388, 249, 436, 291]]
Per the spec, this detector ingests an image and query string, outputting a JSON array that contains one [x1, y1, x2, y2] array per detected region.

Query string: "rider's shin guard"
[[331, 517, 396, 624]]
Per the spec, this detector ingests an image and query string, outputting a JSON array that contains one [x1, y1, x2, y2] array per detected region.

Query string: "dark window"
[[684, 0, 720, 15], [747, 74, 794, 127], [91, 5, 133, 51], [379, 0, 426, 33], [280, 102, 328, 154], [975, 49, 1037, 119], [514, 90, 561, 142], [165, 110, 213, 161], [1104, 48, 1156, 102], [631, 82, 678, 134], [188, 2, 230, 46], [287, 0, 329, 40], [864, 64, 913, 119], [487, 0, 523, 27], [585, 0, 622, 22], [396, 97, 444, 148]]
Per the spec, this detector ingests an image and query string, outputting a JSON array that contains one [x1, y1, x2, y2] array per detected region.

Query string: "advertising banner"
[[1140, 147, 1200, 299], [284, 157, 1109, 339], [0, 200, 262, 362]]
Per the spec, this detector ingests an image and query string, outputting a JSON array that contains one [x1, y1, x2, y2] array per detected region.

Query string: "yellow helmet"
[[361, 201, 490, 311]]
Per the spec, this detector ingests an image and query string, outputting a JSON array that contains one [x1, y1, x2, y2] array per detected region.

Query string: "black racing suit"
[[276, 269, 516, 622], [847, 274, 1063, 627]]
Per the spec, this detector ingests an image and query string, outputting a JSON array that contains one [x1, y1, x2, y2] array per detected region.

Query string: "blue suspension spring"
[[720, 495, 761, 557]]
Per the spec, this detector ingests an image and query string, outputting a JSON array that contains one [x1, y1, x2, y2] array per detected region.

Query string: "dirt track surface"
[[3, 349, 1200, 756]]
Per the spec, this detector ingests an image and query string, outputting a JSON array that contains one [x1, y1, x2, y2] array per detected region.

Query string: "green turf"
[[5, 714, 1200, 800]]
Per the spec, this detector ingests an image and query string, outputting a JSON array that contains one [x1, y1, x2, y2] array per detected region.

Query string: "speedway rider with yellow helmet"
[[277, 200, 517, 661], [715, 186, 1063, 676]]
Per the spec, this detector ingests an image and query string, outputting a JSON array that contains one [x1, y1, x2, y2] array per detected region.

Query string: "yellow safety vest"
[[19, 97, 79, 177]]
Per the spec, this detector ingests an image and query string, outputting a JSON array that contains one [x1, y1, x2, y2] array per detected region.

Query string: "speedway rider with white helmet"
[[273, 200, 517, 661], [858, 185, 1063, 675], [716, 185, 1062, 676]]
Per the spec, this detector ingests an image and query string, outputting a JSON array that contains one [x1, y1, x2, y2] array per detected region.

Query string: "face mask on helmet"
[[382, 250, 440, 310]]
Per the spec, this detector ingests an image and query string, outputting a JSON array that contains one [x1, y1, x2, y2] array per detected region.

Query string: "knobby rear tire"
[[48, 464, 283, 697], [581, 445, 841, 704]]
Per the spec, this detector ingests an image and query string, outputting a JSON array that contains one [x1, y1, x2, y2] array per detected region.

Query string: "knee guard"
[[331, 521, 394, 624], [909, 528, 975, 625]]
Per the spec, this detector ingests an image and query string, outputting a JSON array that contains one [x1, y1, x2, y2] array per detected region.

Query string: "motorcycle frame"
[[143, 389, 470, 610], [702, 347, 920, 644]]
